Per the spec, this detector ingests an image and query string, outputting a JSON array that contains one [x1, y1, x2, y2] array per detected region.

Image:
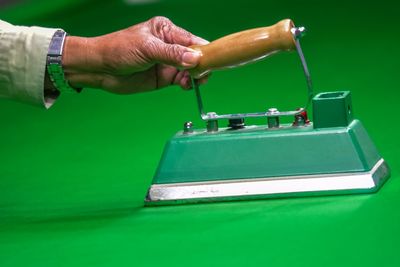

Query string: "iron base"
[[146, 159, 390, 205]]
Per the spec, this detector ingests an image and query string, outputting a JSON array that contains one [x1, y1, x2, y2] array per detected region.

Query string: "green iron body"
[[145, 91, 390, 205]]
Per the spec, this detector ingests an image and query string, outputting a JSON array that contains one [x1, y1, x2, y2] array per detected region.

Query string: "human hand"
[[62, 16, 209, 94]]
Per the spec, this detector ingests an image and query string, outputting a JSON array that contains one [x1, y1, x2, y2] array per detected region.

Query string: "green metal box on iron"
[[146, 91, 390, 205], [313, 91, 353, 128]]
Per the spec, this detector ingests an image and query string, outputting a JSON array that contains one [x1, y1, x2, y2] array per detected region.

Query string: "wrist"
[[62, 36, 105, 75]]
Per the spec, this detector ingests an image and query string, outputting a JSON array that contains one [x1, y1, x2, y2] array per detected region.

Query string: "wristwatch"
[[46, 30, 80, 93]]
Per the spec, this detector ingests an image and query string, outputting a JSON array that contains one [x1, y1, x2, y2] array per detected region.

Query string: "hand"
[[62, 16, 209, 94]]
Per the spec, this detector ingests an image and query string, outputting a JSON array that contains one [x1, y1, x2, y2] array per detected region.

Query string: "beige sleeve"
[[0, 19, 61, 108]]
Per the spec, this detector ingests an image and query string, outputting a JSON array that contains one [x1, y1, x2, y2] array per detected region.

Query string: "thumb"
[[146, 39, 202, 69]]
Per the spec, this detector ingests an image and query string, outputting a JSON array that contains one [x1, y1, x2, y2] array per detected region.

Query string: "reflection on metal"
[[291, 26, 314, 107], [146, 159, 390, 205], [183, 121, 193, 134], [295, 38, 314, 107], [291, 26, 306, 39], [191, 76, 305, 121], [200, 109, 304, 121]]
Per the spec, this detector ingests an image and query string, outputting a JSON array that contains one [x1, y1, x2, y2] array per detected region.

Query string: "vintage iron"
[[145, 19, 390, 205]]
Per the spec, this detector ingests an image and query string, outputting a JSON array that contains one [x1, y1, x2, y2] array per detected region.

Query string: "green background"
[[1, 0, 399, 266]]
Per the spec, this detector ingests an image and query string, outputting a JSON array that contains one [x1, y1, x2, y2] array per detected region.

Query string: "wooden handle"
[[189, 19, 296, 79]]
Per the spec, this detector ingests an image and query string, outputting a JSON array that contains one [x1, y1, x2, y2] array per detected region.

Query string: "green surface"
[[154, 119, 380, 184], [1, 0, 400, 266]]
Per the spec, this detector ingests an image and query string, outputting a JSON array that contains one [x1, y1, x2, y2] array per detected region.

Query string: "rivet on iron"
[[206, 112, 218, 132], [183, 121, 194, 134], [267, 108, 280, 128]]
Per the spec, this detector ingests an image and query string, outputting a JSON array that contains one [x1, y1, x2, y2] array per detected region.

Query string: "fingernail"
[[193, 37, 209, 45], [180, 74, 191, 90], [182, 49, 201, 67], [185, 81, 193, 90], [186, 76, 193, 89]]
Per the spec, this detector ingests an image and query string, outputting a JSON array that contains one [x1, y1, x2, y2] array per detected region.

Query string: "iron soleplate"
[[145, 159, 390, 206]]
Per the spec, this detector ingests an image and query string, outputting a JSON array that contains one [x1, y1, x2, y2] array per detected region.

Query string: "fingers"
[[179, 72, 192, 90], [66, 65, 211, 95], [66, 71, 157, 94], [177, 72, 209, 90], [144, 17, 209, 70], [154, 65, 189, 89], [155, 64, 210, 90], [145, 38, 202, 69], [148, 16, 209, 46]]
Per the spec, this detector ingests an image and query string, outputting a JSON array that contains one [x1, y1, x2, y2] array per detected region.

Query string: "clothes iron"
[[145, 19, 390, 205]]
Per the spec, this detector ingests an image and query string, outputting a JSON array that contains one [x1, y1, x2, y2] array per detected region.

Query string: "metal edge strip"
[[146, 159, 390, 205]]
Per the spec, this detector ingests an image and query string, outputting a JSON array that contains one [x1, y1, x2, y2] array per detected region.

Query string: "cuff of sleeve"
[[0, 24, 61, 108]]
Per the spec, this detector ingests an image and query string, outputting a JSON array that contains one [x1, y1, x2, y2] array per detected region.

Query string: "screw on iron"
[[183, 121, 194, 134], [267, 108, 280, 128]]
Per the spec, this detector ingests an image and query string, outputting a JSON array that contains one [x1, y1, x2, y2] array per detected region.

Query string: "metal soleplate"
[[145, 159, 390, 206]]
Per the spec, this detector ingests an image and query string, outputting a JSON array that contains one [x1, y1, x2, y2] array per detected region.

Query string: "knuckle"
[[166, 44, 183, 62], [180, 29, 192, 39], [149, 16, 171, 27], [149, 16, 175, 40], [141, 39, 158, 58]]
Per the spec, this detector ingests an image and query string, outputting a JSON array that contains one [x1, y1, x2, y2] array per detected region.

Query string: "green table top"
[[1, 1, 399, 266]]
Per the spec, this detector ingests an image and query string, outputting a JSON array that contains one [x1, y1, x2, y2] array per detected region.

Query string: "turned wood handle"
[[189, 19, 296, 79]]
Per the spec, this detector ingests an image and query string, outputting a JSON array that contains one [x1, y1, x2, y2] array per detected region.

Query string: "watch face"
[[48, 31, 66, 56]]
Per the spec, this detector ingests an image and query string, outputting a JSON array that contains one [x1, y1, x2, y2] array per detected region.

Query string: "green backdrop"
[[1, 0, 399, 266]]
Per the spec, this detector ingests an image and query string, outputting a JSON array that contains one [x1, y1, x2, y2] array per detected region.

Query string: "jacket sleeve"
[[0, 19, 61, 108]]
